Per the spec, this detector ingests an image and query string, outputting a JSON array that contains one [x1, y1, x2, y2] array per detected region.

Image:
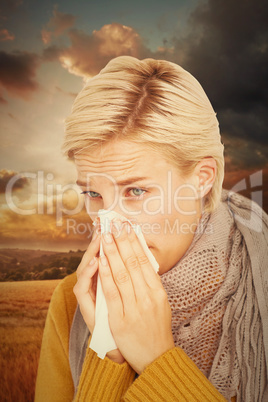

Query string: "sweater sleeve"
[[74, 344, 136, 401], [123, 347, 227, 402], [75, 344, 229, 402], [35, 274, 78, 402]]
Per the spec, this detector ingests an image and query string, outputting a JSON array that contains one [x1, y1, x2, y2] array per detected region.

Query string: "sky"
[[0, 0, 267, 251]]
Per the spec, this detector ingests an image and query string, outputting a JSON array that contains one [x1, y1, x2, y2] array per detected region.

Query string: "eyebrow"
[[76, 176, 150, 188]]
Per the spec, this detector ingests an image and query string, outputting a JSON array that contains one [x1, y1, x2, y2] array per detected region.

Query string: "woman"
[[35, 56, 267, 401]]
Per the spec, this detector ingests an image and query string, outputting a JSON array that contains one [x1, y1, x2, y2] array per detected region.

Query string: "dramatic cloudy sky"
[[0, 0, 267, 250]]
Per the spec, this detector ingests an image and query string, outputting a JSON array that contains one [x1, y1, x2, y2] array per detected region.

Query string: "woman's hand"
[[73, 228, 101, 334], [99, 220, 175, 375], [73, 224, 125, 364]]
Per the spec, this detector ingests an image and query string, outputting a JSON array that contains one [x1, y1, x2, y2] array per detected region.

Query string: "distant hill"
[[0, 248, 85, 281]]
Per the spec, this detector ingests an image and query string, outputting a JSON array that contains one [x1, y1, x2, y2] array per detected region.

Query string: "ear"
[[194, 158, 217, 198]]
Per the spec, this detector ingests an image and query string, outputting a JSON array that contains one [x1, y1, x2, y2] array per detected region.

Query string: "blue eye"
[[128, 188, 146, 197], [81, 191, 101, 198], [89, 191, 101, 198]]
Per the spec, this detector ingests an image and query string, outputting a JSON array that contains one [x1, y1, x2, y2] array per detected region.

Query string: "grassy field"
[[0, 280, 60, 402]]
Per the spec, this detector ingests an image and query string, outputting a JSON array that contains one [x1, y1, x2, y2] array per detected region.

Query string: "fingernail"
[[104, 232, 113, 244], [89, 257, 96, 265], [100, 255, 108, 266]]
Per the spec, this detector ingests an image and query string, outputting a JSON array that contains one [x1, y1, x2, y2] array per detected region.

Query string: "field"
[[0, 280, 60, 402]]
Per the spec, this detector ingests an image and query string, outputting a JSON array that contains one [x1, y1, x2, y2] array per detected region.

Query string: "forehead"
[[74, 140, 170, 180]]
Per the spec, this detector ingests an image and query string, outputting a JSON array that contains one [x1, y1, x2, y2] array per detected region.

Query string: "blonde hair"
[[64, 56, 224, 212]]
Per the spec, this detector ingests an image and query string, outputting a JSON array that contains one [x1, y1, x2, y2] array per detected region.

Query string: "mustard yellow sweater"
[[35, 273, 232, 402]]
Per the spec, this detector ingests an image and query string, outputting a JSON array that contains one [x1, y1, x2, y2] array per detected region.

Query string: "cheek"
[[142, 196, 164, 215], [140, 211, 194, 247], [135, 213, 173, 246], [172, 185, 200, 216]]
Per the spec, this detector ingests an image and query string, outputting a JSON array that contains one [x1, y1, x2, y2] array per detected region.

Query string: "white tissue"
[[89, 209, 159, 359]]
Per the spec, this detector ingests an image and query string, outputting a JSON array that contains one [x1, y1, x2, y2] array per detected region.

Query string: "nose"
[[102, 200, 137, 223], [102, 202, 125, 218], [102, 196, 117, 213]]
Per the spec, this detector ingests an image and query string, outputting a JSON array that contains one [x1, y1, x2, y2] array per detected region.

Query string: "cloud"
[[41, 6, 76, 45], [42, 22, 173, 75], [0, 50, 40, 100], [0, 94, 7, 104], [223, 135, 268, 172], [220, 107, 268, 146], [56, 86, 77, 98], [0, 169, 30, 193], [0, 189, 92, 250], [172, 0, 268, 147], [0, 206, 92, 250], [56, 23, 149, 78], [0, 29, 15, 41], [42, 44, 62, 61], [0, 0, 23, 17]]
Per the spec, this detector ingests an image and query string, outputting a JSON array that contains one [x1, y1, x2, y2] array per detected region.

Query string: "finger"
[[112, 220, 150, 300], [127, 224, 162, 289], [101, 230, 136, 312], [73, 257, 99, 332], [75, 257, 99, 297], [77, 230, 101, 276], [99, 254, 124, 321], [88, 264, 98, 302]]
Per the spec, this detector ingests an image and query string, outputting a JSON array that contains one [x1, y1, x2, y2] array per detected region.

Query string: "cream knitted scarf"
[[69, 191, 268, 401]]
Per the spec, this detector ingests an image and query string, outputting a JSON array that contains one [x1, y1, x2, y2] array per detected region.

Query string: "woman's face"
[[75, 140, 202, 274]]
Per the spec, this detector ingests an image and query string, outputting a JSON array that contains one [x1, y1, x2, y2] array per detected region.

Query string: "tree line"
[[0, 252, 84, 282]]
